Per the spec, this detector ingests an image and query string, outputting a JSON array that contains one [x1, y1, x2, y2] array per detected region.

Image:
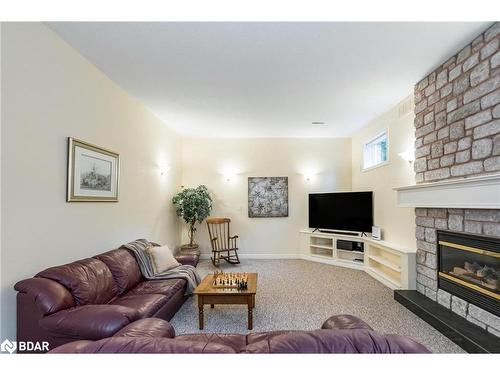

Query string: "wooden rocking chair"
[[206, 217, 240, 266]]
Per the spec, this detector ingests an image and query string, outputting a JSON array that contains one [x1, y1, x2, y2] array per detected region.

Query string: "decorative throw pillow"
[[146, 245, 180, 274]]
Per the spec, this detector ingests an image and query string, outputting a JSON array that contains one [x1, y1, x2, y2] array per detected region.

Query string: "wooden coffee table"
[[193, 273, 257, 330]]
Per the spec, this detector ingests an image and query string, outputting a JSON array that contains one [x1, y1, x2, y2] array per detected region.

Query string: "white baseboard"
[[199, 253, 302, 260]]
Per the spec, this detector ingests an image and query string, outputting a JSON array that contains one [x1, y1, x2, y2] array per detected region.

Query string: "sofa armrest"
[[15, 277, 75, 315], [321, 315, 373, 330], [114, 318, 175, 338], [175, 254, 199, 267], [40, 305, 140, 340]]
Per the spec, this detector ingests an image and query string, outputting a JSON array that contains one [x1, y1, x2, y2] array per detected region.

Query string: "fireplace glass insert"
[[438, 231, 499, 316]]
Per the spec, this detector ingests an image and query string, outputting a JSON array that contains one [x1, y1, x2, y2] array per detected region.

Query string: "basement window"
[[362, 131, 388, 171]]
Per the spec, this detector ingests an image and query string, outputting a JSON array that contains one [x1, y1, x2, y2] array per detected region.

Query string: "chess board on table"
[[211, 271, 248, 289]]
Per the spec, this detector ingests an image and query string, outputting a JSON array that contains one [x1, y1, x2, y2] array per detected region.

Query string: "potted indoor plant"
[[172, 185, 213, 254]]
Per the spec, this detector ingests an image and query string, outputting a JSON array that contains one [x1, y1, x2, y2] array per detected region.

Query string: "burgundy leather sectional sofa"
[[50, 315, 430, 353], [14, 243, 199, 353]]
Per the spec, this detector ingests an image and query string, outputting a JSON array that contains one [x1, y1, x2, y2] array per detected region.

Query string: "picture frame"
[[67, 137, 120, 202], [248, 177, 289, 217]]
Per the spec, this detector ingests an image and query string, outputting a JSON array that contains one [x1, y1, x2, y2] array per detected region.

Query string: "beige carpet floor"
[[169, 259, 464, 353]]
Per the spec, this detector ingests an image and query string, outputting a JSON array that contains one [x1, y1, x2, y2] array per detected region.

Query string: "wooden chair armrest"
[[210, 237, 218, 243], [229, 235, 239, 239]]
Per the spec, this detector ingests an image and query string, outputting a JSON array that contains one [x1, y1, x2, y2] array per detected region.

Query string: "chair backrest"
[[206, 217, 231, 251]]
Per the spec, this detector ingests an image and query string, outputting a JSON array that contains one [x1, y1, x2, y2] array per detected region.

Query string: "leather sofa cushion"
[[110, 294, 167, 318], [48, 340, 94, 353], [94, 248, 142, 294], [37, 258, 118, 305], [126, 279, 186, 299], [246, 330, 298, 345], [14, 277, 75, 315], [49, 337, 238, 354], [175, 334, 247, 353], [114, 318, 175, 338], [39, 305, 140, 340], [244, 329, 430, 354]]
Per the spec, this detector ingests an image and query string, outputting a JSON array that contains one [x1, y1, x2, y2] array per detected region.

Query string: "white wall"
[[351, 95, 416, 249], [181, 138, 352, 257], [1, 23, 182, 340]]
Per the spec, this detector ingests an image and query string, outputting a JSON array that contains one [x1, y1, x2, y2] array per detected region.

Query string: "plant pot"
[[179, 243, 200, 256]]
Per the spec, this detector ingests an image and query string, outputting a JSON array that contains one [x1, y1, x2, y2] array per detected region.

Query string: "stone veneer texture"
[[413, 23, 500, 338], [414, 23, 500, 182]]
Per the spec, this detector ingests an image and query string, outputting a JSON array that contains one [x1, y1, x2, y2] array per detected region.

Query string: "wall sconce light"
[[398, 150, 415, 163], [159, 164, 171, 176], [222, 167, 239, 182], [303, 173, 315, 182]]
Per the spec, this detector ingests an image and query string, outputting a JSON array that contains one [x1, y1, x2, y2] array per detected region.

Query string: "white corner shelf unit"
[[364, 240, 416, 290], [300, 230, 365, 270], [300, 230, 416, 289]]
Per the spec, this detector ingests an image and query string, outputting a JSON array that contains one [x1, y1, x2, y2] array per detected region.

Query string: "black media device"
[[308, 192, 373, 234], [337, 240, 364, 252]]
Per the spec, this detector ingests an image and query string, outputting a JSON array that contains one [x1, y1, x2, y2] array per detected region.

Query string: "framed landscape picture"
[[67, 138, 120, 202], [248, 177, 288, 217]]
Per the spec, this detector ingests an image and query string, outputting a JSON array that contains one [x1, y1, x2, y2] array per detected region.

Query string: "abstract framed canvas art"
[[67, 137, 120, 202], [248, 177, 288, 217]]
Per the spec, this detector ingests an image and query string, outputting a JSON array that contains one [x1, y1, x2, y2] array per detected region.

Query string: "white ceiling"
[[47, 22, 490, 138]]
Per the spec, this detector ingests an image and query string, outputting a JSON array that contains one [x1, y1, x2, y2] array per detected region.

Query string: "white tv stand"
[[300, 230, 366, 270], [299, 229, 416, 289]]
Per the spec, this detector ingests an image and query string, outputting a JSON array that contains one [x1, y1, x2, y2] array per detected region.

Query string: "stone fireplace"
[[411, 22, 500, 338], [413, 208, 500, 337]]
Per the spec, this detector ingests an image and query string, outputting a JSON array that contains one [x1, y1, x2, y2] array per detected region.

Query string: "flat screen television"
[[308, 192, 373, 233]]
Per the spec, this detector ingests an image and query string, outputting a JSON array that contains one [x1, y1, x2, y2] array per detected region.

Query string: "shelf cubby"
[[300, 230, 416, 289]]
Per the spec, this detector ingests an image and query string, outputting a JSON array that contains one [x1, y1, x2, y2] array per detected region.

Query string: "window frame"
[[361, 130, 390, 172]]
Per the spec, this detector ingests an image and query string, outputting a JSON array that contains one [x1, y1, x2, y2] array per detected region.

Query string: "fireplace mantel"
[[394, 173, 500, 209]]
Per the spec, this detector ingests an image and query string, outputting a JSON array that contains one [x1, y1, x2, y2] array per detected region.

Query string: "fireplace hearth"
[[438, 231, 499, 316]]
